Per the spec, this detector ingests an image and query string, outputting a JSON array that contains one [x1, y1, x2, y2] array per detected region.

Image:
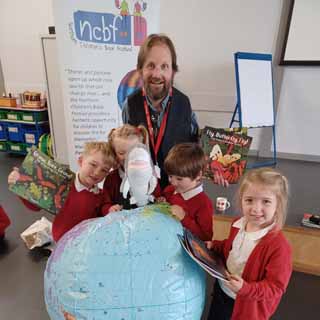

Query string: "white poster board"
[[52, 0, 160, 171], [235, 52, 274, 128]]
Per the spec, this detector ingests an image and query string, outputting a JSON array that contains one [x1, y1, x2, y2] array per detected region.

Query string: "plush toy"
[[120, 143, 160, 207]]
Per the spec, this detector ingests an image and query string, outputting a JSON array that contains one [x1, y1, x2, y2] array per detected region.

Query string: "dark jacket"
[[127, 87, 197, 188]]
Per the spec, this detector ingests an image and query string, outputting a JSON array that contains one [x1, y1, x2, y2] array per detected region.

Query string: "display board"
[[47, 1, 160, 171], [231, 52, 276, 168], [235, 52, 275, 128]]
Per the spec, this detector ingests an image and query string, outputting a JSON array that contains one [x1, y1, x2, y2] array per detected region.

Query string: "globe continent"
[[44, 205, 206, 319]]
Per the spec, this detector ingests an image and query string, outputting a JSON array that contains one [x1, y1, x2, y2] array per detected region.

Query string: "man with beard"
[[122, 33, 198, 188]]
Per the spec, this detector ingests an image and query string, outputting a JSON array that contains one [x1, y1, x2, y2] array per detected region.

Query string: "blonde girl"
[[103, 124, 159, 212], [207, 167, 292, 320]]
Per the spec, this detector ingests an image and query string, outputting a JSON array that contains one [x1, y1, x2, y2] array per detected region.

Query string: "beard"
[[144, 76, 173, 102]]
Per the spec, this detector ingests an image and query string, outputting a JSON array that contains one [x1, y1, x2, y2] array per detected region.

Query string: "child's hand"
[[8, 167, 20, 185], [62, 310, 76, 320], [156, 196, 166, 203], [109, 204, 123, 213], [171, 205, 186, 221], [205, 240, 214, 250], [225, 273, 244, 293]]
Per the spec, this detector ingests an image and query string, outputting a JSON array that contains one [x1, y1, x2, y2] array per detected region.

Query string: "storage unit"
[[0, 121, 7, 139], [0, 106, 50, 154], [7, 123, 23, 142]]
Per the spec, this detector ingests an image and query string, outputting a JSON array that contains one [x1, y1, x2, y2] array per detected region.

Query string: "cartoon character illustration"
[[115, 0, 130, 37], [209, 144, 245, 184], [209, 144, 223, 160], [134, 1, 147, 16], [133, 1, 147, 45], [115, 0, 129, 15], [121, 143, 159, 207]]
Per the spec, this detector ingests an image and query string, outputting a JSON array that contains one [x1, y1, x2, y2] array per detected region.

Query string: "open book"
[[178, 229, 228, 281], [9, 147, 75, 215], [201, 126, 252, 184]]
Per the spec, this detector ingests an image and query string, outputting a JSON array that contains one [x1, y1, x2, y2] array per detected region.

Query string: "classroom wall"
[[0, 0, 318, 160], [0, 0, 54, 94]]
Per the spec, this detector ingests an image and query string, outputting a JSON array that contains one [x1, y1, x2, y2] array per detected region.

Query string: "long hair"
[[236, 167, 289, 229], [137, 33, 178, 72]]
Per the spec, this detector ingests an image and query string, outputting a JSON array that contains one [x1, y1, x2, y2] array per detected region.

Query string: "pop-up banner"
[[52, 0, 160, 170]]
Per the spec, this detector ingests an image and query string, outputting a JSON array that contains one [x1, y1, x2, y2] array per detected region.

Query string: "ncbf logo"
[[73, 10, 147, 46]]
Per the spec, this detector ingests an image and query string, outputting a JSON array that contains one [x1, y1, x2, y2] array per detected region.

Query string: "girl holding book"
[[207, 167, 292, 320]]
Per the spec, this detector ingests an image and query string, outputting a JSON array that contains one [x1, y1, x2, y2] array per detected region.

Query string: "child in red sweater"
[[161, 142, 213, 241], [104, 123, 160, 211], [207, 167, 292, 320], [0, 205, 11, 241], [8, 142, 117, 242]]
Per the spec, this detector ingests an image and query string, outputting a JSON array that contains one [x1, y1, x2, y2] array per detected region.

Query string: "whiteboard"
[[235, 52, 274, 128]]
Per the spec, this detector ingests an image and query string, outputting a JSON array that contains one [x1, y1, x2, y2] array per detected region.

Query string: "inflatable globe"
[[44, 205, 206, 319]]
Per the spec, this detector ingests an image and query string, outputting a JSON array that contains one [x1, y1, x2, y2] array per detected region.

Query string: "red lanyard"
[[143, 88, 172, 161]]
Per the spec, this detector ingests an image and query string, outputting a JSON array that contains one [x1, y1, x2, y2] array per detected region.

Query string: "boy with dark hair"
[[162, 142, 214, 241]]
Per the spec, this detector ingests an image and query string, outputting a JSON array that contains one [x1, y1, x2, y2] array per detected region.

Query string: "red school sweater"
[[102, 169, 162, 212], [52, 183, 110, 242], [163, 185, 213, 241], [0, 205, 11, 237], [20, 183, 111, 242], [212, 218, 292, 320]]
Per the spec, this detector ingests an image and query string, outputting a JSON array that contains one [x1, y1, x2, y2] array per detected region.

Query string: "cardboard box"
[[0, 97, 17, 107]]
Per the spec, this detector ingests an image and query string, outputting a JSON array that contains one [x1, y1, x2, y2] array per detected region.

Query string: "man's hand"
[[205, 240, 214, 250], [171, 205, 186, 221], [213, 171, 229, 188], [109, 204, 123, 213]]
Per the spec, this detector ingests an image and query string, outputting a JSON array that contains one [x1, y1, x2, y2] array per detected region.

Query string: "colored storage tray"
[[21, 110, 48, 122], [6, 111, 21, 121], [0, 110, 7, 120], [7, 141, 27, 153], [7, 123, 24, 142], [0, 140, 7, 151], [0, 122, 7, 139], [23, 123, 49, 145]]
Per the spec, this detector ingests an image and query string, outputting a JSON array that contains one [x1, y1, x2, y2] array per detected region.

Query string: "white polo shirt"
[[219, 217, 275, 299]]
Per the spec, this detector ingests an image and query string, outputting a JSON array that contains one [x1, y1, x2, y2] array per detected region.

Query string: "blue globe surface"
[[44, 205, 206, 319]]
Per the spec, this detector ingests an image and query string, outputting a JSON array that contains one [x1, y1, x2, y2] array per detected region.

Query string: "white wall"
[[0, 0, 54, 94], [160, 0, 283, 152], [277, 67, 320, 157], [0, 0, 318, 160]]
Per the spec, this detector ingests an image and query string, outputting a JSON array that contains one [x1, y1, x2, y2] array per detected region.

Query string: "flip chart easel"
[[230, 52, 277, 168]]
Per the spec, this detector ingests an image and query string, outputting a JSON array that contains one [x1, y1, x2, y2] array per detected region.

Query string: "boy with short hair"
[[162, 143, 214, 241], [8, 142, 117, 242]]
